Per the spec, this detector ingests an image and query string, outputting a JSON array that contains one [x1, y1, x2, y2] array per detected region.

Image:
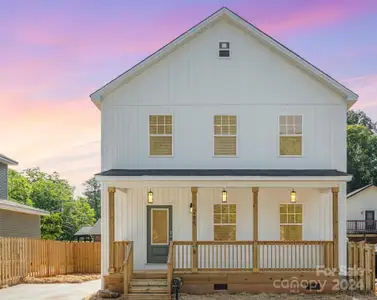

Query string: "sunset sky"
[[1, 0, 376, 194]]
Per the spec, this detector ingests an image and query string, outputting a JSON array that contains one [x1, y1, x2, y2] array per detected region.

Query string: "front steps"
[[126, 271, 171, 300]]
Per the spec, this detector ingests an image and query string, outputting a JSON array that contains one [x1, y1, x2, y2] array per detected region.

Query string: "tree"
[[83, 177, 101, 220], [25, 168, 74, 212], [347, 124, 377, 192], [347, 110, 377, 133], [8, 169, 33, 206], [60, 197, 96, 240], [41, 213, 63, 240]]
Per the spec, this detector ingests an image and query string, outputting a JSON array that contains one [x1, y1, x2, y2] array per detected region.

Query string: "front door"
[[147, 206, 173, 263], [365, 210, 375, 231]]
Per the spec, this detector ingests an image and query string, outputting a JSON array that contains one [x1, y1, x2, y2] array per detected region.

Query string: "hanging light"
[[148, 189, 153, 203], [222, 189, 228, 203], [189, 203, 193, 213], [290, 189, 297, 203]]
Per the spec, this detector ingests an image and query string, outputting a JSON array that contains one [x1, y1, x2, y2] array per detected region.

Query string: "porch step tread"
[[131, 279, 168, 286], [132, 271, 167, 279], [126, 295, 171, 300], [129, 286, 169, 293]]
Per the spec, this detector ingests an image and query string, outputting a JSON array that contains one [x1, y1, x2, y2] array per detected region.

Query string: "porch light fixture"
[[222, 189, 228, 203], [290, 189, 297, 203], [148, 189, 153, 203], [189, 203, 193, 213]]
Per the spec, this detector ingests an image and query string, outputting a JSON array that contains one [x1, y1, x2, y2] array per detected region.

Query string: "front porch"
[[101, 181, 345, 297]]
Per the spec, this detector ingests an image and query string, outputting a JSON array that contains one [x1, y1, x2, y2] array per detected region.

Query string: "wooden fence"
[[347, 242, 376, 292], [0, 237, 101, 287]]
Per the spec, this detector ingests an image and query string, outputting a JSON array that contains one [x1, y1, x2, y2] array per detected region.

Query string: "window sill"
[[278, 155, 303, 158], [213, 155, 238, 158], [149, 155, 174, 158]]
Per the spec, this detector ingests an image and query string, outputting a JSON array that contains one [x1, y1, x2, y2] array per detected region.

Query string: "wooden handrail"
[[167, 241, 173, 295], [113, 241, 129, 273], [123, 241, 134, 295]]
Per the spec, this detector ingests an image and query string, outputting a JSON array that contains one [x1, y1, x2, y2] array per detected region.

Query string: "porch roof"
[[96, 169, 349, 177]]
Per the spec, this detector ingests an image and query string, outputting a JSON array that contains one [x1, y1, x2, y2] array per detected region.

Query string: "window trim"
[[279, 203, 303, 241], [148, 114, 174, 157], [218, 41, 231, 59], [213, 203, 237, 241], [278, 114, 304, 157], [213, 115, 238, 157]]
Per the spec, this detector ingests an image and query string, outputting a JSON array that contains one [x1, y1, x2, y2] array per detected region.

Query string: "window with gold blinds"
[[214, 204, 236, 241], [149, 115, 172, 156], [214, 115, 237, 156], [279, 115, 302, 156], [280, 203, 303, 241]]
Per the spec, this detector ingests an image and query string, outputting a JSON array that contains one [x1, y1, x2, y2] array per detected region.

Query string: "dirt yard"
[[84, 292, 376, 300], [21, 273, 100, 284]]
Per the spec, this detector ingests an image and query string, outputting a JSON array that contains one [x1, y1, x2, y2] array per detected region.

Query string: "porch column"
[[252, 187, 259, 272], [332, 187, 339, 272], [191, 187, 198, 273], [108, 187, 116, 273]]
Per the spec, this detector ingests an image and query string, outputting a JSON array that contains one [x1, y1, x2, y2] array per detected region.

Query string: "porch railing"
[[167, 241, 174, 293], [123, 241, 134, 295], [173, 241, 334, 272], [347, 220, 377, 234], [113, 241, 129, 273]]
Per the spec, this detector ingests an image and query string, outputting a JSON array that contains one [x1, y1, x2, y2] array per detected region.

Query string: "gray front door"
[[147, 206, 173, 263]]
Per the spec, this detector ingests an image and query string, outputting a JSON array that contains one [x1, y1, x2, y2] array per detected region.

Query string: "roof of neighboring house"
[[0, 154, 18, 165], [96, 169, 350, 177], [90, 7, 358, 109], [74, 226, 93, 236], [0, 199, 49, 216], [347, 184, 376, 199], [90, 219, 101, 235]]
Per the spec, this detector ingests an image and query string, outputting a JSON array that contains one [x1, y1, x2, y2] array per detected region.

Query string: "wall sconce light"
[[148, 189, 153, 203], [190, 203, 193, 213], [290, 189, 296, 203], [222, 189, 228, 203]]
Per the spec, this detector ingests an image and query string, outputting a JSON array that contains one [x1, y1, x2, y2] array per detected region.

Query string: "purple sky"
[[1, 0, 376, 194]]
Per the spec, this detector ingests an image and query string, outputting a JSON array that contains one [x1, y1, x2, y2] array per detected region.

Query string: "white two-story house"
[[91, 7, 358, 298]]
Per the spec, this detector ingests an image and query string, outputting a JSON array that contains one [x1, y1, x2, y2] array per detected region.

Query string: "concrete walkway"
[[0, 279, 100, 300]]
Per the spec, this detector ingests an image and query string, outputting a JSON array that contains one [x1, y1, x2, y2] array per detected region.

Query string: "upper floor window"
[[214, 204, 236, 241], [219, 42, 230, 58], [279, 115, 302, 156], [214, 115, 237, 156], [149, 115, 172, 156], [280, 203, 303, 241]]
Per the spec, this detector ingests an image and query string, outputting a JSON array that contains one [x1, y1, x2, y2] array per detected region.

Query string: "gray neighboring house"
[[0, 154, 49, 238], [73, 218, 101, 242]]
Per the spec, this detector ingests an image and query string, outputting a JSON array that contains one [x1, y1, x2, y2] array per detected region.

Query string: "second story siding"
[[100, 19, 348, 172]]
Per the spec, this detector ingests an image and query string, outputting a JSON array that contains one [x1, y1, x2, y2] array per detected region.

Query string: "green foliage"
[[347, 123, 377, 192], [347, 110, 377, 133], [41, 213, 63, 240], [60, 197, 96, 241], [84, 177, 101, 220], [8, 169, 33, 206]]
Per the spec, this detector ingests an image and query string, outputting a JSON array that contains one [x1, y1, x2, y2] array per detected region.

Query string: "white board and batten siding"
[[347, 186, 377, 221], [101, 19, 347, 172], [100, 185, 347, 275]]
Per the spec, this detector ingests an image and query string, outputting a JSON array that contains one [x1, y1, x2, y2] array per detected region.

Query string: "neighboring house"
[[73, 219, 101, 242], [346, 184, 377, 243], [0, 154, 49, 238], [91, 7, 357, 296]]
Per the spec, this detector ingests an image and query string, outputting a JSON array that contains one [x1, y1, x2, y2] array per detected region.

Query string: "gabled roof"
[[0, 199, 49, 216], [90, 7, 358, 109], [0, 154, 18, 165], [90, 219, 101, 235], [347, 184, 376, 199], [74, 226, 93, 236]]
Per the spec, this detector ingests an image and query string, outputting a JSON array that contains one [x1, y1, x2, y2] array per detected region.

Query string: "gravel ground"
[[85, 292, 376, 300]]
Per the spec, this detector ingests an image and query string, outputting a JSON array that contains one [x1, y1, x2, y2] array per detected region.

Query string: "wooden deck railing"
[[123, 241, 134, 295], [173, 240, 334, 272], [347, 220, 377, 234], [113, 241, 129, 273], [167, 241, 174, 293]]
